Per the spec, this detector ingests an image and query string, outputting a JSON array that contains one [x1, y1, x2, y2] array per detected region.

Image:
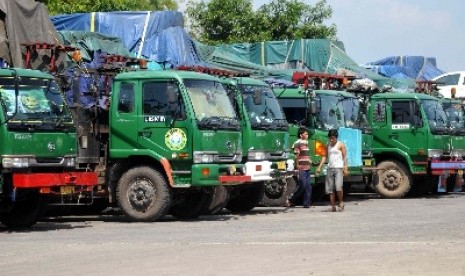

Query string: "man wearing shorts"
[[316, 129, 349, 212]]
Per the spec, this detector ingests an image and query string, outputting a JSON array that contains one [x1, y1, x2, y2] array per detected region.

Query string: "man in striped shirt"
[[286, 127, 312, 208]]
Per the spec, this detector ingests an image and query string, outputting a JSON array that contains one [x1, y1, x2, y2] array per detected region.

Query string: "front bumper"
[[191, 163, 251, 186], [13, 172, 97, 188]]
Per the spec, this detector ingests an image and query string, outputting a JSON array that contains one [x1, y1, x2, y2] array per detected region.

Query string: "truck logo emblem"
[[165, 128, 187, 151], [276, 139, 281, 147], [47, 142, 56, 151], [226, 141, 232, 150]]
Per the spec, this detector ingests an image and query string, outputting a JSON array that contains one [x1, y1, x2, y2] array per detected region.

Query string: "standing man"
[[316, 129, 349, 212], [286, 127, 312, 208]]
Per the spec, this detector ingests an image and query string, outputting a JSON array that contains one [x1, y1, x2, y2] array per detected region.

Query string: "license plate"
[[364, 159, 372, 166], [277, 161, 286, 170], [60, 186, 75, 195], [458, 169, 463, 176]]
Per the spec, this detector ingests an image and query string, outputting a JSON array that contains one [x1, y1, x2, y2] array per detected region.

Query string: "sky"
[[180, 0, 465, 73]]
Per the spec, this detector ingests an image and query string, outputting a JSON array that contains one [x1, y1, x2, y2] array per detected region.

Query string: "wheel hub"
[[381, 169, 403, 190], [264, 180, 285, 199], [128, 178, 156, 211]]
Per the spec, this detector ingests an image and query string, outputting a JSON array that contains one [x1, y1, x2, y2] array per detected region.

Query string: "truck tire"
[[204, 186, 230, 215], [0, 190, 45, 228], [261, 177, 296, 207], [169, 189, 213, 219], [116, 166, 171, 222], [226, 182, 265, 213], [373, 160, 411, 198]]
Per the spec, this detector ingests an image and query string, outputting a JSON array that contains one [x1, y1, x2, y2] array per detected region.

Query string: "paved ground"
[[1, 192, 465, 275]]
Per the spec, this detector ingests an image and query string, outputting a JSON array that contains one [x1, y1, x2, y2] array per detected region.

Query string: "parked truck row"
[[1, 46, 464, 228]]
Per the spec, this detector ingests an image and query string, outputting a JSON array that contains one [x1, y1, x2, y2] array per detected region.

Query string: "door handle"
[[138, 130, 152, 138]]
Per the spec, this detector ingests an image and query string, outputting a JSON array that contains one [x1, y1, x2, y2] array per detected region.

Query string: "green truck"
[[272, 72, 374, 200], [275, 86, 373, 196], [227, 77, 296, 207], [368, 91, 465, 197], [0, 68, 97, 228], [67, 68, 253, 221]]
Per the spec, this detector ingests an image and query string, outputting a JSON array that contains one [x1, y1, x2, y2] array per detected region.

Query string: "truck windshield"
[[421, 99, 449, 134], [238, 84, 288, 130], [0, 76, 71, 130], [315, 94, 345, 130], [341, 96, 370, 132], [442, 102, 465, 134], [184, 79, 240, 130]]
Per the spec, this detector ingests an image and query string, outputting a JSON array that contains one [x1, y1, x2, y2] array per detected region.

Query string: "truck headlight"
[[428, 149, 442, 158], [248, 151, 267, 161], [451, 149, 465, 159], [2, 157, 30, 168], [64, 157, 76, 167], [193, 152, 215, 163]]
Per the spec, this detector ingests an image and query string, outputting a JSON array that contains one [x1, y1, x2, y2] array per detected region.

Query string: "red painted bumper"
[[13, 172, 98, 188], [218, 175, 251, 184]]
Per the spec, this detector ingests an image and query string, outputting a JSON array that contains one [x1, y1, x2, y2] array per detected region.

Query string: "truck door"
[[387, 100, 425, 156], [137, 80, 190, 159], [111, 82, 138, 151]]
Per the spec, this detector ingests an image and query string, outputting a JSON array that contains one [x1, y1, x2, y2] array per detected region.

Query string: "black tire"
[[169, 189, 213, 219], [261, 177, 296, 207], [116, 166, 171, 222], [226, 182, 265, 213], [204, 186, 230, 215], [373, 160, 411, 198], [0, 190, 45, 228]]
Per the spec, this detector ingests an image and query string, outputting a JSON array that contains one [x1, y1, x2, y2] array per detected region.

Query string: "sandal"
[[338, 203, 345, 212]]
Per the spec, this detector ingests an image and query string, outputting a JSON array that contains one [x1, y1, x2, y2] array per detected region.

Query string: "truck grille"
[[35, 157, 63, 164]]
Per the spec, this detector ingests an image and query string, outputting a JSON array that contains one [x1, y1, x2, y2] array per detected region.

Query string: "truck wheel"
[[116, 166, 171, 222], [226, 182, 265, 213], [204, 186, 230, 215], [169, 189, 213, 219], [261, 178, 296, 207], [0, 190, 45, 228], [373, 160, 411, 198]]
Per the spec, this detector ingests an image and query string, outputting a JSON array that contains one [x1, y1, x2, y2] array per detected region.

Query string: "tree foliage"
[[39, 0, 178, 15], [186, 0, 336, 44]]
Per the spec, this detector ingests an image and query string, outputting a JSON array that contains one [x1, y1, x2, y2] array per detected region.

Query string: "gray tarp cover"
[[0, 0, 60, 70]]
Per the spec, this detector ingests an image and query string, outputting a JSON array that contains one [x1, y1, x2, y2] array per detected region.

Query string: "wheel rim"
[[264, 180, 284, 199], [127, 177, 156, 212], [380, 169, 403, 191]]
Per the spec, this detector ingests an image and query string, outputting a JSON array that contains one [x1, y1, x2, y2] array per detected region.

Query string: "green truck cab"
[[275, 86, 373, 197], [71, 69, 251, 221], [368, 92, 465, 197], [226, 77, 295, 207], [0, 68, 97, 228]]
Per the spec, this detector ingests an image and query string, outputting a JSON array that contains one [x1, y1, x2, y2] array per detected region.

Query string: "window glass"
[[436, 74, 460, 86], [118, 82, 134, 113], [391, 101, 410, 124]]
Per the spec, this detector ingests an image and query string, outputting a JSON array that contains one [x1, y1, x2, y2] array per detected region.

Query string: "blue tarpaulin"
[[51, 11, 204, 68], [365, 56, 444, 80]]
